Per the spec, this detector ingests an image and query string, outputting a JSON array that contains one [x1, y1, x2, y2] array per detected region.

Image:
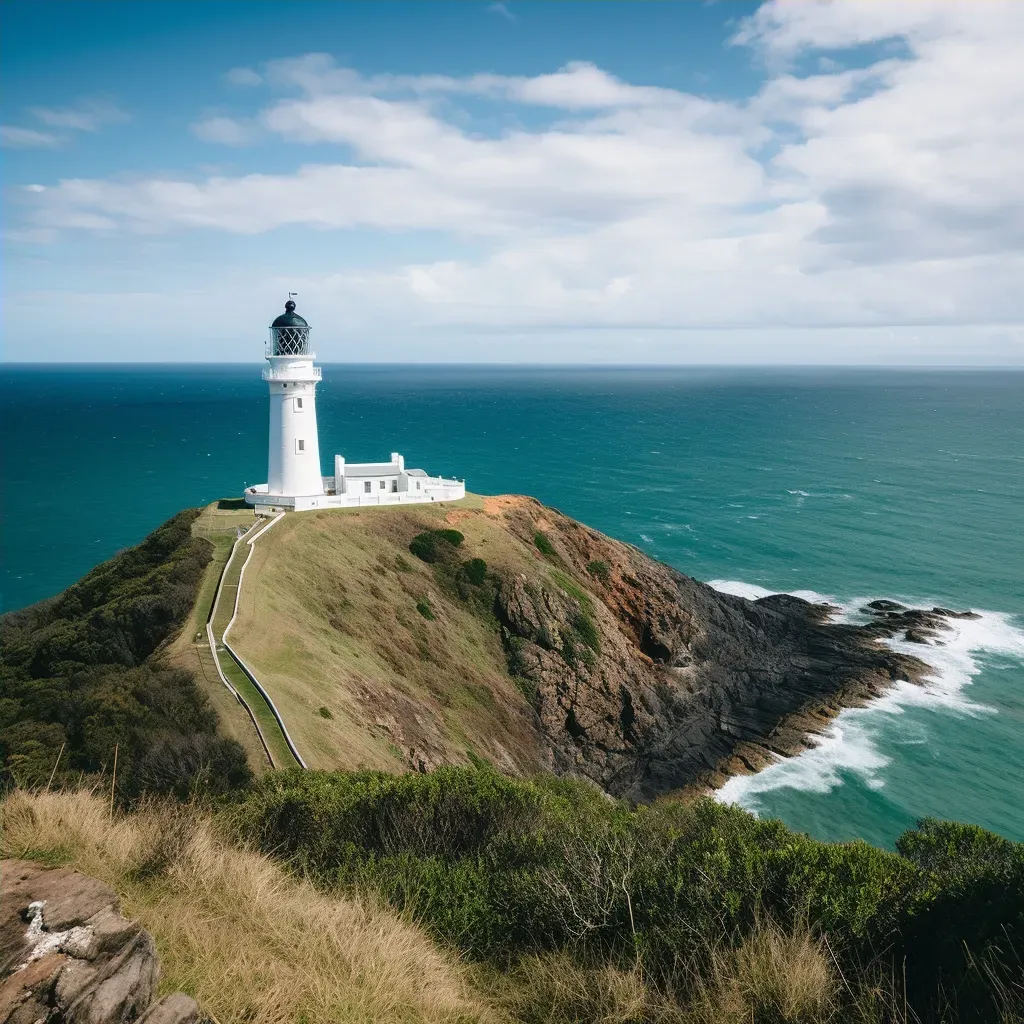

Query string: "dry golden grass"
[[481, 952, 677, 1024], [483, 932, 839, 1024], [0, 789, 498, 1024], [687, 923, 837, 1024]]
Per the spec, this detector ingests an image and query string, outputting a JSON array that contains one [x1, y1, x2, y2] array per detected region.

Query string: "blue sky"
[[2, 0, 1023, 364]]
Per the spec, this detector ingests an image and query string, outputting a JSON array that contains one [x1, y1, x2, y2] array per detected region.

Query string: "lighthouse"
[[264, 299, 324, 498], [244, 297, 466, 512]]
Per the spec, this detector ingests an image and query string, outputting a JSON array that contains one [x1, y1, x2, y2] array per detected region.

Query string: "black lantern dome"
[[269, 299, 311, 355]]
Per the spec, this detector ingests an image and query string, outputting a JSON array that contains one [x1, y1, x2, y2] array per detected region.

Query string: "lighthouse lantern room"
[[245, 299, 466, 512]]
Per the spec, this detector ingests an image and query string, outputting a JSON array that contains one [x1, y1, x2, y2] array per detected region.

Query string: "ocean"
[[2, 364, 1022, 848]]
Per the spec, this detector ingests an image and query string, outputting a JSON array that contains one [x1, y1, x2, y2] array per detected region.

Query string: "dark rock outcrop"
[[491, 499, 969, 802], [0, 860, 199, 1024]]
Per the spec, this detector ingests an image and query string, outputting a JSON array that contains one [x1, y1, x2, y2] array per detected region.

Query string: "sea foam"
[[708, 580, 1024, 811]]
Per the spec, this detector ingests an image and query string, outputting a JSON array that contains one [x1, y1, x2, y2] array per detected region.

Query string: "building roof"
[[271, 300, 309, 329], [344, 462, 404, 477]]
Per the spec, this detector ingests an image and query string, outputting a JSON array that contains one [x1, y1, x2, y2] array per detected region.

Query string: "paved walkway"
[[207, 514, 305, 769]]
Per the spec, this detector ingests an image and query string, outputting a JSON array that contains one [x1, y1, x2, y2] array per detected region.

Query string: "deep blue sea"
[[2, 364, 1022, 847]]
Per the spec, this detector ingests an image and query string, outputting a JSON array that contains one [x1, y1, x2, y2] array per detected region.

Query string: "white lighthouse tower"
[[263, 298, 324, 499], [244, 297, 466, 512]]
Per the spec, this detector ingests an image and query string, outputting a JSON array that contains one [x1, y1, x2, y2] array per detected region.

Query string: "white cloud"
[[487, 2, 515, 23], [1, 125, 60, 148], [226, 66, 263, 87], [192, 116, 258, 146], [11, 1, 1024, 353]]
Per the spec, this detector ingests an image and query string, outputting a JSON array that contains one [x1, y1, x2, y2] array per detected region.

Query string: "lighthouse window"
[[364, 481, 372, 494], [296, 439, 305, 453], [296, 397, 303, 410], [379, 480, 386, 490]]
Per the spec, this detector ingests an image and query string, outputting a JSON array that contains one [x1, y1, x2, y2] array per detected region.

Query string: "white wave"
[[708, 580, 840, 607], [708, 579, 775, 600], [784, 489, 853, 500], [709, 581, 1024, 812]]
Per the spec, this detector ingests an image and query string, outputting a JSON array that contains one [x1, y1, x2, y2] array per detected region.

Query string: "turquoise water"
[[2, 364, 1022, 846]]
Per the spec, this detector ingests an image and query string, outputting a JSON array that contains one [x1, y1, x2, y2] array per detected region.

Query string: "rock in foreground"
[[0, 859, 199, 1024]]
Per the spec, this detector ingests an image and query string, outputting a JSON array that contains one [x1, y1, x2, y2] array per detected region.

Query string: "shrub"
[[533, 531, 556, 557], [226, 767, 1024, 1022], [587, 560, 612, 585], [318, 706, 334, 719], [894, 819, 1024, 1022], [462, 558, 488, 586], [409, 529, 464, 564], [0, 510, 252, 802], [416, 598, 436, 620]]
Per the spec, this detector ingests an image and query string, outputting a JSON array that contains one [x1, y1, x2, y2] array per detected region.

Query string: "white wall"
[[267, 363, 323, 497]]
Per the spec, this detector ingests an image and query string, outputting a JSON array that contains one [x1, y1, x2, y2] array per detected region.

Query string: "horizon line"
[[2, 361, 1024, 371]]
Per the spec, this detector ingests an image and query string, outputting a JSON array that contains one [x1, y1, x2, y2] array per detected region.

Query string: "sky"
[[2, 0, 1023, 365]]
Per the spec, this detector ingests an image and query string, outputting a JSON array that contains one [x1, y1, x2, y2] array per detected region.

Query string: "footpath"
[[207, 514, 306, 769]]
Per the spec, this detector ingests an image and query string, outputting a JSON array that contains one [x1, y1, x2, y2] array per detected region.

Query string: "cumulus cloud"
[[11, 0, 1024, 343]]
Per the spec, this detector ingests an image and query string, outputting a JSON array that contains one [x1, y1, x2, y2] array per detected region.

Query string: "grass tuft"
[[688, 923, 836, 1024]]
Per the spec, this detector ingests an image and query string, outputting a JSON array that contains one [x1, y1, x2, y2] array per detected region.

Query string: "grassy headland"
[[226, 494, 551, 774]]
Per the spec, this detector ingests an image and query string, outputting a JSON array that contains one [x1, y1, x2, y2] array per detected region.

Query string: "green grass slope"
[[228, 495, 552, 774]]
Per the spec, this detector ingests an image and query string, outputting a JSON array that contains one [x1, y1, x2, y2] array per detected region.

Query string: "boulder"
[[0, 859, 199, 1024]]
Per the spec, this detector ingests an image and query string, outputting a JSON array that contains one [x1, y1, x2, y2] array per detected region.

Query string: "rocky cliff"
[[490, 498, 972, 799], [219, 494, 967, 801]]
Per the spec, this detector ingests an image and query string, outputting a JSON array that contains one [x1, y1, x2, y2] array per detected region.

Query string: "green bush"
[[317, 706, 333, 719], [0, 510, 252, 801], [533, 532, 556, 557], [462, 558, 488, 586], [416, 598, 436, 620], [586, 560, 611, 585], [894, 819, 1024, 1022], [409, 529, 464, 564], [227, 765, 1024, 1022]]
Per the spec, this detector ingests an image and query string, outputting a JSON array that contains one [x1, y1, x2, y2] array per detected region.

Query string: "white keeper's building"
[[244, 300, 466, 512]]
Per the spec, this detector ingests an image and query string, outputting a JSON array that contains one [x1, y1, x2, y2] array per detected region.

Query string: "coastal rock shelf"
[[488, 498, 962, 800]]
